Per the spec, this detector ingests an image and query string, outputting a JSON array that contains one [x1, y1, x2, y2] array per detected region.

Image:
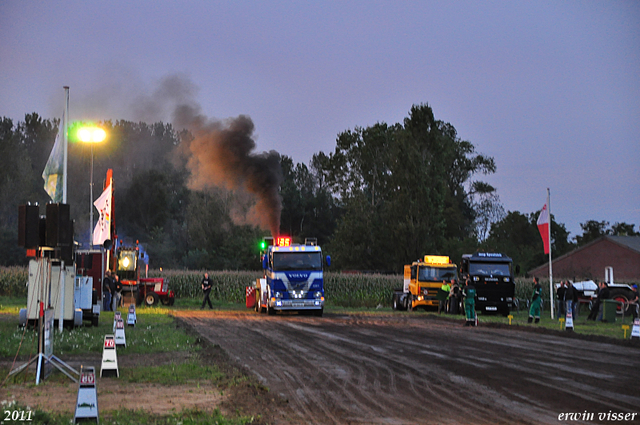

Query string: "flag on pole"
[[93, 183, 112, 246], [537, 202, 550, 254], [42, 119, 64, 202]]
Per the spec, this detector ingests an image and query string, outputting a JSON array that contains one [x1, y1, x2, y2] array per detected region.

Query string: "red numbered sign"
[[80, 372, 95, 385], [116, 320, 124, 329], [104, 337, 115, 348]]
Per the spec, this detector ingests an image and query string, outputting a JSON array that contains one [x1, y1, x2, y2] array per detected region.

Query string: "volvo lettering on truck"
[[253, 237, 330, 317]]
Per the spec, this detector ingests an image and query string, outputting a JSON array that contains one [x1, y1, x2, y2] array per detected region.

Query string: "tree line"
[[1, 105, 637, 274]]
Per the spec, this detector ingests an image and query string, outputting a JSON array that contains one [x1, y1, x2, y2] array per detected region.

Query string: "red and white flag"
[[93, 183, 112, 246], [537, 202, 550, 254]]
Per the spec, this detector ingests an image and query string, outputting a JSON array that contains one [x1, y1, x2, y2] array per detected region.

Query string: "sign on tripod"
[[74, 366, 99, 423], [100, 335, 119, 377], [127, 304, 136, 326], [115, 319, 126, 347]]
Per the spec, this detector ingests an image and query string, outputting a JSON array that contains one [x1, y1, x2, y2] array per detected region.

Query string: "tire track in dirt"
[[175, 311, 640, 425]]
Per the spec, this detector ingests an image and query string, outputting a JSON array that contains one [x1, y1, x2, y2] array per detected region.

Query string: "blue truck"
[[250, 237, 329, 317]]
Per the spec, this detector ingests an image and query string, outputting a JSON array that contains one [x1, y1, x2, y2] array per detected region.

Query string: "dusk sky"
[[1, 1, 638, 239]]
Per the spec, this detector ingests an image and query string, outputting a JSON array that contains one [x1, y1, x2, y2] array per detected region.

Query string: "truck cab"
[[460, 252, 514, 316], [255, 237, 328, 316], [393, 255, 458, 311]]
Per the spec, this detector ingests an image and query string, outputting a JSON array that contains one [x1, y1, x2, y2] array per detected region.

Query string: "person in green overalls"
[[463, 278, 476, 326], [528, 277, 542, 324]]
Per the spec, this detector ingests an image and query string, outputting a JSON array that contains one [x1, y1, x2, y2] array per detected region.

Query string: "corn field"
[[0, 266, 29, 297], [1, 267, 549, 308]]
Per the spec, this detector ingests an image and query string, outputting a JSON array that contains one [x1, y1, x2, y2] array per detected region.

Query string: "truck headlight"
[[275, 292, 282, 298], [314, 291, 322, 298], [473, 276, 480, 281]]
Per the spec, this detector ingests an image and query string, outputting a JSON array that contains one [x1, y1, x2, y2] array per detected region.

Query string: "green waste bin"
[[602, 299, 618, 323]]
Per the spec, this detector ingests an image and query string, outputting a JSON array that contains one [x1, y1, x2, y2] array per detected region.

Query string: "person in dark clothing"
[[630, 285, 639, 319], [109, 272, 118, 311], [449, 279, 461, 314], [556, 281, 567, 316], [113, 274, 123, 310], [564, 281, 579, 319], [201, 272, 213, 309], [588, 281, 609, 321], [103, 270, 112, 312]]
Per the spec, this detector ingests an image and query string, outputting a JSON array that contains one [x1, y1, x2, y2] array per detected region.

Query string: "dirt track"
[[175, 310, 640, 425]]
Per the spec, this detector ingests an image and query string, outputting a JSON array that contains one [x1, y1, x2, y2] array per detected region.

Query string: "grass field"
[[0, 300, 258, 424]]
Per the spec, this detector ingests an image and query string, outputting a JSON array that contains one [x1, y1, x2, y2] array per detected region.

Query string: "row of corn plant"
[[0, 266, 28, 297], [1, 266, 547, 308]]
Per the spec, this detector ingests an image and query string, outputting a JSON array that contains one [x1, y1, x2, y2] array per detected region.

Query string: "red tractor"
[[114, 243, 175, 307], [138, 278, 175, 307]]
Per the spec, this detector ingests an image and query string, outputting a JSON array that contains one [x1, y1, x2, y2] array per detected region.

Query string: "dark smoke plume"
[[173, 103, 283, 237]]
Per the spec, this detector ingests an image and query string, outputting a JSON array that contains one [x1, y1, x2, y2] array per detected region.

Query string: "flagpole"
[[62, 87, 69, 204], [547, 187, 554, 319]]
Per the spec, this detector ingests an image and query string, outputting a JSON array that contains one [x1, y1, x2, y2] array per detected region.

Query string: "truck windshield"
[[418, 266, 457, 282], [469, 262, 511, 277], [273, 252, 322, 271]]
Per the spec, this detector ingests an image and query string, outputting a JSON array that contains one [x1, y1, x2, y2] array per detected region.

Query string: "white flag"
[[93, 183, 112, 246], [42, 117, 64, 202]]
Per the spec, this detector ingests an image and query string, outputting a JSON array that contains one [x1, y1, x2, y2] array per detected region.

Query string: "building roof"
[[607, 235, 640, 254], [528, 235, 640, 277]]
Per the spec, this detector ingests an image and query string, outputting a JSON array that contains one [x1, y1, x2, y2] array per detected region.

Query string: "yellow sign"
[[622, 324, 630, 339], [423, 255, 450, 265]]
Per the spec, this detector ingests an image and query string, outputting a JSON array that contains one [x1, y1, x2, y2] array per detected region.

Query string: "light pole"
[[78, 126, 106, 247]]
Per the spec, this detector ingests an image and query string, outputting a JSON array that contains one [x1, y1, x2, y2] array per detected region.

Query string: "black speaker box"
[[18, 204, 40, 248], [46, 203, 71, 247]]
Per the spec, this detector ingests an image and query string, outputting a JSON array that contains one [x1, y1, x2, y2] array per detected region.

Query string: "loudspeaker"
[[46, 203, 71, 247], [75, 250, 93, 269], [60, 220, 74, 263], [18, 204, 40, 248]]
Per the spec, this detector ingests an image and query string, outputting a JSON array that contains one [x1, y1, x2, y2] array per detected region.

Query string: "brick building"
[[529, 236, 640, 282]]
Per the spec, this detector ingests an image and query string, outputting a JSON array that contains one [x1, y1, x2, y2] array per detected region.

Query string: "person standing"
[[564, 280, 578, 319], [449, 280, 461, 315], [102, 270, 112, 312], [113, 274, 123, 310], [463, 278, 476, 326], [110, 271, 118, 311], [528, 277, 542, 324], [438, 280, 451, 314], [588, 281, 609, 321], [201, 272, 213, 310], [556, 281, 567, 317], [629, 284, 639, 319]]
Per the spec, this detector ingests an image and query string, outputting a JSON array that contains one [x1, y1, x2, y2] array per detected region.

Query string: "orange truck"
[[392, 255, 458, 311]]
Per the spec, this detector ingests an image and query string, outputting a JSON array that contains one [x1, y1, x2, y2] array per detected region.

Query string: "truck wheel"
[[267, 301, 275, 315], [91, 315, 99, 327], [407, 297, 413, 312], [392, 294, 401, 311], [314, 308, 323, 317], [254, 290, 261, 313], [145, 292, 160, 307], [167, 297, 175, 306], [609, 289, 632, 315]]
